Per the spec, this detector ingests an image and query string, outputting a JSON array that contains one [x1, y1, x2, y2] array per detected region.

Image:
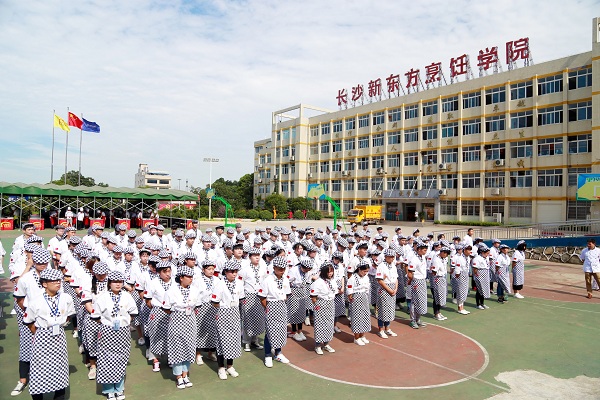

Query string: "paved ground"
[[0, 227, 599, 399]]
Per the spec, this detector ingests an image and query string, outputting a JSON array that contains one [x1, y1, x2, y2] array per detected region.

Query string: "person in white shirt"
[[259, 256, 291, 368], [0, 238, 5, 275], [580, 238, 600, 299], [65, 207, 74, 227], [194, 259, 219, 366], [144, 261, 173, 373], [376, 248, 399, 338], [495, 244, 512, 303], [431, 247, 451, 320], [346, 260, 371, 345], [310, 263, 337, 355], [287, 258, 313, 340], [472, 245, 491, 310], [239, 248, 267, 352], [463, 228, 474, 247], [407, 242, 429, 329], [511, 240, 527, 299], [330, 251, 346, 333], [77, 208, 85, 229]]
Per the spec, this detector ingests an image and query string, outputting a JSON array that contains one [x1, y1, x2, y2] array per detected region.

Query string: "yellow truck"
[[347, 205, 383, 224]]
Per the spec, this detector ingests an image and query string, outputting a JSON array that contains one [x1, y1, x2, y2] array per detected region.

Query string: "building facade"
[[134, 163, 172, 190], [254, 18, 600, 224]]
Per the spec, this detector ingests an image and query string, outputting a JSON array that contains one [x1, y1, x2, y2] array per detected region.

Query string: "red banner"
[[142, 219, 157, 228], [90, 218, 104, 228], [117, 219, 131, 230], [0, 218, 13, 231], [29, 218, 44, 231]]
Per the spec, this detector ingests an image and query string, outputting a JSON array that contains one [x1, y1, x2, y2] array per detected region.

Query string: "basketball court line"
[[520, 299, 600, 314]]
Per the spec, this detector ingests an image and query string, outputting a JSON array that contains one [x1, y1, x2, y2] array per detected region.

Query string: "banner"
[[576, 174, 600, 201]]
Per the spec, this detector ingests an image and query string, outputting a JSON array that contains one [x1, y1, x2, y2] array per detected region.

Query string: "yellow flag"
[[54, 114, 70, 132]]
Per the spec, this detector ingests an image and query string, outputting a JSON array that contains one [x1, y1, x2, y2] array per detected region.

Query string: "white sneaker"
[[299, 332, 307, 341], [361, 337, 370, 344], [78, 344, 85, 354], [385, 329, 397, 337], [152, 360, 160, 372], [218, 367, 228, 380], [176, 377, 186, 389], [477, 305, 485, 310], [196, 354, 204, 365], [293, 333, 303, 342], [514, 293, 524, 299], [11, 381, 25, 396], [264, 356, 273, 368], [452, 298, 458, 304], [72, 330, 78, 338], [183, 377, 193, 387], [323, 344, 335, 353], [137, 337, 145, 346], [378, 331, 388, 339], [434, 314, 444, 320], [333, 326, 341, 333], [304, 316, 311, 326], [458, 309, 470, 315], [116, 392, 125, 400], [244, 343, 251, 352], [88, 367, 97, 380], [226, 367, 239, 377], [206, 352, 218, 362], [251, 340, 264, 350], [483, 305, 490, 309], [275, 353, 290, 363], [354, 338, 365, 346], [315, 347, 324, 355]]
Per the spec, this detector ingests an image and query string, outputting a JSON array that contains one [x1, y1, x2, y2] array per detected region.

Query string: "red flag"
[[68, 112, 83, 129]]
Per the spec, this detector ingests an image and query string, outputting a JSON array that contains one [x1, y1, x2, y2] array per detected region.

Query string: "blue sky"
[[0, 0, 598, 189]]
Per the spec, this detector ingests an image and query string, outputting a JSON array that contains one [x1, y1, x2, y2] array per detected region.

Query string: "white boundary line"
[[521, 299, 600, 314], [288, 324, 507, 391]]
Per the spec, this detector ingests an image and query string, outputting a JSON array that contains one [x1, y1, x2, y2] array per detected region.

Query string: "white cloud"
[[0, 0, 597, 189]]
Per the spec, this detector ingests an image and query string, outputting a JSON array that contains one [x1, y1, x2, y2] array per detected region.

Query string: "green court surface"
[[1, 229, 599, 399]]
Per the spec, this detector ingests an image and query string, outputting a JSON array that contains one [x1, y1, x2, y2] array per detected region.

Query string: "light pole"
[[178, 179, 181, 190], [203, 158, 219, 220]]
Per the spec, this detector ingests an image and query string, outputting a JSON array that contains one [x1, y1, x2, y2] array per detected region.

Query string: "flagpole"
[[51, 110, 55, 182], [78, 112, 83, 186], [64, 107, 69, 185]]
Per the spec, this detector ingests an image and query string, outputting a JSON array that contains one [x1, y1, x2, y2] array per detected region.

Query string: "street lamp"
[[203, 157, 219, 220]]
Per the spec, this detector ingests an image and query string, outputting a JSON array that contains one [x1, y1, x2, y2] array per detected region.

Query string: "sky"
[[0, 0, 598, 190]]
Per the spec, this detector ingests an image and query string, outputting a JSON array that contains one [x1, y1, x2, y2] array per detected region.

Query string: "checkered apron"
[[450, 273, 458, 298], [512, 256, 525, 286], [395, 267, 406, 300], [474, 269, 491, 298], [430, 275, 447, 306], [368, 274, 378, 305], [455, 272, 470, 304], [410, 278, 428, 316], [242, 292, 266, 337], [496, 265, 512, 294], [167, 310, 197, 365], [350, 292, 371, 334], [265, 300, 288, 349], [216, 307, 242, 360], [195, 302, 217, 349], [488, 256, 497, 283], [313, 298, 334, 344], [376, 282, 396, 322], [148, 306, 169, 356], [287, 286, 309, 324], [15, 305, 33, 362], [29, 327, 69, 395], [97, 324, 131, 384], [83, 312, 100, 357]]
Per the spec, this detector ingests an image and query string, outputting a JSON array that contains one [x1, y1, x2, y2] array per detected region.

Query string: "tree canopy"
[[51, 170, 109, 187]]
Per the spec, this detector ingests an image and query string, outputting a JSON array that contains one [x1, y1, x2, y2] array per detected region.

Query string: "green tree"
[[287, 197, 313, 212], [51, 170, 109, 187], [264, 193, 288, 215], [237, 173, 254, 209]]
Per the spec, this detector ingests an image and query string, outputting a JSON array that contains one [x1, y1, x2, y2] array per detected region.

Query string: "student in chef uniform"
[[431, 247, 451, 321], [194, 259, 219, 366], [144, 261, 173, 372], [346, 260, 371, 346], [239, 247, 267, 352], [511, 240, 527, 299], [375, 248, 399, 338], [407, 242, 429, 329], [287, 258, 313, 341], [454, 245, 471, 315], [310, 263, 337, 355], [495, 244, 512, 303], [472, 245, 491, 310]]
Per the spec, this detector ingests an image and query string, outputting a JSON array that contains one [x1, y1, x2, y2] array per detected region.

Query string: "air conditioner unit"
[[290, 156, 295, 162], [308, 173, 313, 179], [438, 163, 447, 170], [495, 159, 505, 166], [375, 190, 382, 196], [258, 164, 263, 168], [493, 213, 502, 223], [376, 168, 384, 174], [438, 189, 447, 196], [342, 171, 350, 176], [491, 188, 500, 195], [258, 179, 263, 183], [274, 175, 278, 180]]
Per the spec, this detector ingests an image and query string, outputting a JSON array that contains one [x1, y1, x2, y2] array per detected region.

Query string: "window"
[[485, 86, 506, 104], [442, 96, 458, 112], [510, 111, 533, 129], [291, 164, 295, 174], [510, 170, 532, 187], [276, 131, 281, 141], [463, 119, 481, 136], [320, 161, 329, 173], [485, 171, 505, 188], [441, 122, 458, 138], [332, 140, 342, 153], [441, 148, 458, 163], [510, 80, 533, 99], [344, 179, 355, 191], [255, 146, 262, 154], [404, 128, 418, 143], [266, 169, 271, 178], [372, 133, 384, 147], [321, 142, 330, 154], [510, 140, 533, 158], [485, 143, 505, 160], [537, 168, 563, 187], [441, 174, 458, 189], [403, 175, 417, 190], [321, 124, 330, 135], [358, 157, 369, 170], [485, 115, 505, 132], [568, 134, 591, 154], [371, 177, 383, 191], [387, 177, 400, 190], [568, 101, 592, 122], [421, 150, 437, 165], [319, 198, 328, 211], [405, 104, 418, 119], [331, 179, 341, 192], [345, 138, 356, 151], [568, 167, 591, 186], [538, 106, 563, 126], [275, 148, 280, 159], [147, 179, 157, 184], [404, 152, 418, 166], [358, 136, 369, 149], [346, 118, 356, 130], [291, 127, 296, 140], [373, 111, 384, 125], [440, 200, 457, 216], [372, 156, 384, 169], [332, 160, 342, 172], [259, 155, 265, 165], [461, 200, 480, 216], [333, 120, 342, 133], [281, 182, 289, 192], [509, 201, 532, 218], [358, 115, 369, 128], [282, 147, 289, 157], [462, 173, 481, 189], [463, 91, 481, 109], [462, 146, 481, 162], [422, 126, 438, 140], [538, 74, 563, 95], [310, 126, 319, 137], [282, 164, 289, 175], [568, 67, 592, 90], [357, 178, 368, 190], [537, 137, 563, 156], [309, 163, 318, 173], [387, 154, 400, 168], [267, 154, 271, 164], [422, 175, 437, 189], [422, 100, 438, 116], [484, 201, 504, 216], [282, 129, 290, 140], [388, 130, 401, 145], [388, 108, 401, 122], [310, 144, 318, 155], [344, 159, 355, 171], [290, 181, 295, 194], [567, 200, 590, 220], [343, 200, 354, 212]]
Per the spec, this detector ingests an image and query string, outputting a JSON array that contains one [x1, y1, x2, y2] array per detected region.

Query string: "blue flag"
[[82, 118, 100, 133]]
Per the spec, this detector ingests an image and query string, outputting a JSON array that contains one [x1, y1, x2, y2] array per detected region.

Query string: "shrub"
[[435, 220, 502, 227], [260, 210, 273, 220], [247, 209, 260, 220], [307, 210, 322, 220], [293, 210, 304, 219]]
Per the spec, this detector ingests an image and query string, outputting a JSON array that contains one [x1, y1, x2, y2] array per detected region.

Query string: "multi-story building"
[[134, 163, 172, 190], [254, 17, 600, 223]]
